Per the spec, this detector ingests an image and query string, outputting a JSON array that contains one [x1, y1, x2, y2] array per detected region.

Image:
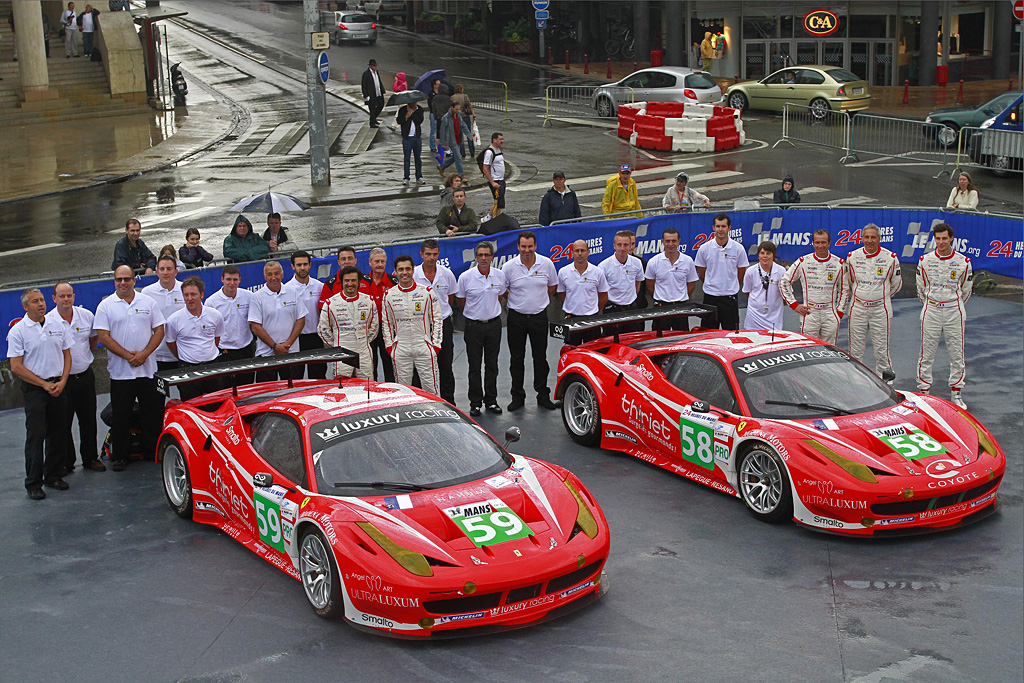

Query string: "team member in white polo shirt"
[[456, 242, 508, 416], [742, 241, 787, 331], [94, 265, 166, 472], [645, 227, 699, 331], [415, 239, 458, 404], [141, 254, 186, 374], [599, 230, 645, 313], [249, 261, 305, 383], [695, 214, 747, 330], [165, 277, 225, 401], [47, 281, 104, 473], [502, 231, 558, 412], [206, 265, 255, 386], [558, 240, 609, 318], [8, 288, 73, 499], [285, 250, 326, 380]]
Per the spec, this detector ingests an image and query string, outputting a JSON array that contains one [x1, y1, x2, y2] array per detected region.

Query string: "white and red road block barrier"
[[618, 102, 745, 153]]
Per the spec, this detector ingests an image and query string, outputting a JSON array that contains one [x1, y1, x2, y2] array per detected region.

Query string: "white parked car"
[[593, 67, 724, 117]]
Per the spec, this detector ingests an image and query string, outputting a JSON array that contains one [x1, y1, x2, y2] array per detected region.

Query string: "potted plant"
[[454, 13, 483, 44], [497, 17, 532, 56], [415, 12, 445, 34]]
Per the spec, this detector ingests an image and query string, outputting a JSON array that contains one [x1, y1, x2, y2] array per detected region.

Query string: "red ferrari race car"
[[551, 305, 1005, 537], [154, 349, 609, 637]]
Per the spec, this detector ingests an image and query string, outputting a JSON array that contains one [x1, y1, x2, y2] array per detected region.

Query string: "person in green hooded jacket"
[[223, 215, 270, 263]]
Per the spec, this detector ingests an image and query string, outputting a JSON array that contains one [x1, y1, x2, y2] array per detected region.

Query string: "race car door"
[[247, 412, 306, 559]]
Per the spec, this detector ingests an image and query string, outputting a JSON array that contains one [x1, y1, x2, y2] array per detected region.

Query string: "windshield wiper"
[[764, 399, 853, 416], [332, 481, 433, 491]]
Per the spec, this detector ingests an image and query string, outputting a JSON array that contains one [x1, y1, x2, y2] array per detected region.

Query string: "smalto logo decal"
[[803, 9, 839, 36]]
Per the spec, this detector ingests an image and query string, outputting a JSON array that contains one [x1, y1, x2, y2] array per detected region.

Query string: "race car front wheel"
[[561, 375, 602, 447], [738, 444, 792, 524], [300, 528, 343, 619], [161, 438, 192, 519]]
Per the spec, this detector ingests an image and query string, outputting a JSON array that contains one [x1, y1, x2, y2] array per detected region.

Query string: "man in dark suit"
[[361, 58, 385, 128]]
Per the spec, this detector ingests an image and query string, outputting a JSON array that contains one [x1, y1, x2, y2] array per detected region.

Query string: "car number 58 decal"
[[444, 499, 534, 547], [869, 424, 948, 460], [680, 414, 727, 471]]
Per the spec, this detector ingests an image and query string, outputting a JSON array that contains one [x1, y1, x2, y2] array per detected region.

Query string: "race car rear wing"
[[548, 302, 718, 345], [154, 347, 360, 397]]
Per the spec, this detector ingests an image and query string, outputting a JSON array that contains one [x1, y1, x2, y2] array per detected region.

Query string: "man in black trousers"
[[361, 58, 385, 128]]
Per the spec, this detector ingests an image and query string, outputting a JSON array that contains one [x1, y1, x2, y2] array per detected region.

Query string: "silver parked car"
[[592, 67, 724, 117], [330, 12, 377, 45]]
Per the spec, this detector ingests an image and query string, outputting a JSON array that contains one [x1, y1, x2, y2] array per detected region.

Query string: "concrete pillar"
[[722, 14, 740, 80], [634, 0, 650, 64], [991, 0, 1011, 80], [919, 0, 939, 86], [13, 0, 55, 102], [665, 0, 683, 66]]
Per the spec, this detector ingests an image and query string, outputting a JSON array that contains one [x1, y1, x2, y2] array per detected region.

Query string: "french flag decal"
[[384, 494, 414, 510], [812, 418, 840, 431]]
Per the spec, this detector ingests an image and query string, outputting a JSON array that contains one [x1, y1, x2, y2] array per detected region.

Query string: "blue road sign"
[[535, 10, 549, 19], [317, 51, 329, 84], [537, 18, 547, 30], [532, 0, 550, 10]]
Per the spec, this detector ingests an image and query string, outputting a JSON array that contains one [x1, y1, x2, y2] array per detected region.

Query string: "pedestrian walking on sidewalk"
[[361, 58, 385, 128], [481, 133, 506, 218], [450, 84, 477, 158], [76, 4, 99, 58], [396, 100, 425, 184], [61, 2, 79, 58], [438, 101, 465, 176], [429, 79, 451, 152]]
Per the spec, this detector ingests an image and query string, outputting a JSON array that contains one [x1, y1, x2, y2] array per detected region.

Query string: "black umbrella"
[[386, 90, 427, 107]]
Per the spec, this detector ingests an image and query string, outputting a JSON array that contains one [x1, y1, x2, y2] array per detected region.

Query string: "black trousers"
[[368, 96, 384, 126], [464, 316, 501, 408], [109, 377, 163, 463], [255, 362, 298, 384], [64, 367, 98, 468], [438, 316, 455, 404], [507, 309, 550, 401], [652, 299, 691, 332], [23, 380, 68, 490], [221, 340, 256, 386], [369, 330, 395, 382], [299, 332, 327, 379], [702, 294, 739, 331]]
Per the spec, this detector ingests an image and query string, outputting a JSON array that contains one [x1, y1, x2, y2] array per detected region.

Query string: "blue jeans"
[[83, 31, 94, 55], [429, 114, 438, 151], [402, 136, 422, 180], [441, 144, 464, 175]]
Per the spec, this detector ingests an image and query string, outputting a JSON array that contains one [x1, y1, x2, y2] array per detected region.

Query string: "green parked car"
[[925, 92, 1023, 147]]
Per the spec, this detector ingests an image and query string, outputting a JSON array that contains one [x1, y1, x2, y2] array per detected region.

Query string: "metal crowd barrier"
[[848, 112, 952, 177], [953, 126, 1024, 176], [450, 75, 512, 123], [543, 85, 634, 127], [773, 102, 854, 162]]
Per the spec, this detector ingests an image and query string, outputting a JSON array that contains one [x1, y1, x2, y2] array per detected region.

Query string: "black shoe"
[[537, 395, 559, 410], [507, 399, 525, 412], [486, 404, 503, 415], [111, 460, 127, 472], [45, 478, 69, 491], [64, 464, 76, 475], [28, 488, 46, 500], [84, 460, 107, 472], [469, 406, 482, 417]]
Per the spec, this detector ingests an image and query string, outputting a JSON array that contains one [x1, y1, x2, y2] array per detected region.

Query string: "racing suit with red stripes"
[[840, 246, 902, 378], [317, 292, 378, 379], [916, 249, 972, 392], [382, 283, 443, 394], [779, 252, 845, 345]]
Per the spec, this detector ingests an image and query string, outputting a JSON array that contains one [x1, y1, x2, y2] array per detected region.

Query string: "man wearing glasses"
[[742, 241, 786, 331], [601, 163, 643, 219]]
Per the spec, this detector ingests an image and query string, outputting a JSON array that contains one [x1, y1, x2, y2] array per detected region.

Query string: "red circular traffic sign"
[[1015, 0, 1024, 21]]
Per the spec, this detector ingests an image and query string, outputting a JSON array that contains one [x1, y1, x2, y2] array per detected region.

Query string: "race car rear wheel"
[[738, 444, 792, 524], [561, 376, 602, 447], [300, 528, 343, 619], [161, 438, 192, 519]]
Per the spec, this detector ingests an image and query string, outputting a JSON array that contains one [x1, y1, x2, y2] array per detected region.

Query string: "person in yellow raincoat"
[[601, 164, 643, 218], [700, 31, 714, 71]]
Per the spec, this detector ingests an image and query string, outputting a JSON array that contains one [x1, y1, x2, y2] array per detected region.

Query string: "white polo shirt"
[[248, 285, 304, 357], [694, 237, 747, 296], [142, 280, 186, 363], [285, 276, 323, 335], [414, 263, 458, 319], [165, 306, 225, 364], [599, 254, 645, 306], [7, 315, 72, 379], [456, 266, 507, 321], [502, 254, 558, 315], [94, 291, 165, 380], [557, 262, 609, 316], [482, 147, 505, 181], [645, 252, 699, 302], [206, 287, 253, 350], [45, 306, 95, 375]]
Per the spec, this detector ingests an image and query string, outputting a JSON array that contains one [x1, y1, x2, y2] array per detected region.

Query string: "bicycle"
[[605, 21, 634, 60]]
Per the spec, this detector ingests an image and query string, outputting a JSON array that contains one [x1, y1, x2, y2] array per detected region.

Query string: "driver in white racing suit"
[[780, 229, 845, 344], [916, 222, 972, 408], [318, 265, 378, 379], [840, 224, 902, 380], [383, 255, 444, 394]]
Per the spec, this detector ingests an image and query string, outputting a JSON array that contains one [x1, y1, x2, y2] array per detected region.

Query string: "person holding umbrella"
[[396, 97, 425, 185]]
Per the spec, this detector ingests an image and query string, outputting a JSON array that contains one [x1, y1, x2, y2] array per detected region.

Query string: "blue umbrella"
[[413, 69, 446, 94]]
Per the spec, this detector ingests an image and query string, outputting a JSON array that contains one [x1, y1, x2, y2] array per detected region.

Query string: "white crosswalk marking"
[[511, 162, 703, 192]]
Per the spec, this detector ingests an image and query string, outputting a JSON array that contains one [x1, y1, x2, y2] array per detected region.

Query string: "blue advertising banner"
[[2, 208, 1021, 359]]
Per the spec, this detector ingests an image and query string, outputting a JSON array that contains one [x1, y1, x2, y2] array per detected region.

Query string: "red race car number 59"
[[445, 499, 534, 547]]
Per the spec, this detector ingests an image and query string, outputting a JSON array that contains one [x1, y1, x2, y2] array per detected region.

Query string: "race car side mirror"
[[691, 400, 710, 413], [253, 472, 273, 488], [881, 369, 896, 384], [504, 426, 522, 447]]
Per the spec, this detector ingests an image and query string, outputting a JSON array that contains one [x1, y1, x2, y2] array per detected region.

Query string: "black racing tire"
[[727, 91, 748, 111], [161, 437, 193, 519], [300, 527, 344, 619], [809, 97, 831, 120], [737, 444, 793, 524], [560, 375, 602, 447]]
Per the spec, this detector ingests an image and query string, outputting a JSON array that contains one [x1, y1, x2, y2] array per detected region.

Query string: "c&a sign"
[[803, 9, 839, 36]]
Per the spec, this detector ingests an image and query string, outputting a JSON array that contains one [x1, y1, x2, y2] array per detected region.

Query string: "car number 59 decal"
[[869, 424, 948, 460], [254, 495, 285, 551], [444, 499, 534, 547]]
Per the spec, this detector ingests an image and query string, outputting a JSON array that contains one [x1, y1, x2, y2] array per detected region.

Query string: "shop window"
[[956, 13, 984, 53], [849, 15, 888, 39]]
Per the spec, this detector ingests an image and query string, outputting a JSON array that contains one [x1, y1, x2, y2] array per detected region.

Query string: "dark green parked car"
[[924, 92, 1023, 147]]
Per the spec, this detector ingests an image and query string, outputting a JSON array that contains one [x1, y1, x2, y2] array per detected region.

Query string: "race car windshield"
[[310, 403, 510, 495], [732, 347, 898, 419]]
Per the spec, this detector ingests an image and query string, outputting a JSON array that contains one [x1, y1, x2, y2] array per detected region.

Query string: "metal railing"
[[953, 126, 1024, 176], [773, 103, 854, 163], [544, 85, 634, 127], [450, 75, 512, 123], [849, 112, 952, 177]]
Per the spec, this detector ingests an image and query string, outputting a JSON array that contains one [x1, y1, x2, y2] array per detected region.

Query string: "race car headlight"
[[356, 521, 433, 577], [564, 480, 599, 539], [803, 439, 878, 484]]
